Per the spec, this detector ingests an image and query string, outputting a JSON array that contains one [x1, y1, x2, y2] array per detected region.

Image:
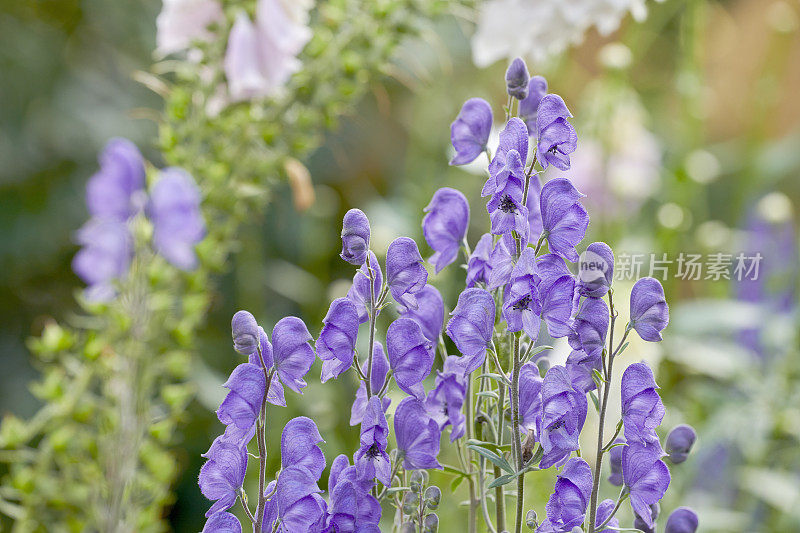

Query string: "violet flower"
[[538, 273, 575, 339], [629, 277, 669, 342], [355, 396, 392, 486], [539, 178, 589, 262], [156, 0, 224, 56], [445, 288, 496, 374], [317, 297, 359, 382], [72, 219, 132, 302], [449, 98, 493, 166], [148, 168, 206, 271], [519, 76, 548, 134], [595, 498, 621, 532], [488, 118, 529, 185], [539, 365, 587, 469], [535, 457, 592, 532], [526, 174, 544, 238], [536, 94, 577, 171], [565, 349, 601, 393], [487, 172, 530, 246], [505, 57, 530, 100], [202, 511, 241, 533], [425, 371, 466, 442], [199, 437, 248, 516], [280, 416, 326, 480], [350, 341, 391, 426], [268, 316, 315, 393], [247, 327, 286, 407], [622, 442, 671, 529], [327, 456, 382, 531], [386, 317, 434, 401], [399, 284, 444, 344], [340, 208, 371, 265], [346, 250, 382, 324], [568, 297, 609, 359], [487, 238, 514, 289], [607, 437, 626, 486], [621, 361, 665, 447], [386, 237, 428, 309], [665, 507, 699, 533], [85, 138, 145, 222], [466, 233, 494, 288], [394, 396, 442, 471], [274, 466, 327, 532], [518, 361, 543, 435], [422, 187, 470, 273], [216, 363, 265, 431], [503, 248, 542, 340], [231, 310, 259, 356], [577, 242, 614, 298], [665, 424, 697, 464]]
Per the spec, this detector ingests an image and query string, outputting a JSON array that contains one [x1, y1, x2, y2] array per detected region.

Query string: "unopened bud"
[[231, 310, 259, 355]]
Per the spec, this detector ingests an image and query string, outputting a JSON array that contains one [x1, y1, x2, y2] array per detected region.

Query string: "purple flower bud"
[[423, 188, 470, 273], [540, 178, 589, 262], [280, 416, 326, 480], [450, 98, 493, 166], [488, 118, 529, 181], [202, 511, 241, 533], [503, 248, 542, 340], [536, 94, 577, 171], [72, 219, 132, 301], [445, 288, 496, 373], [622, 443, 671, 529], [86, 138, 145, 222], [148, 168, 206, 270], [578, 242, 614, 297], [565, 349, 601, 393], [386, 237, 428, 309], [231, 310, 260, 355], [425, 371, 466, 442], [607, 437, 626, 486], [665, 507, 698, 533], [634, 502, 661, 532], [199, 438, 248, 516], [665, 424, 697, 464], [595, 498, 620, 532], [355, 396, 392, 486], [466, 234, 493, 288], [394, 396, 442, 471], [317, 298, 359, 382], [630, 277, 669, 342], [621, 362, 665, 447], [567, 297, 609, 358], [271, 316, 315, 393], [519, 76, 548, 134], [275, 466, 327, 532], [216, 363, 265, 430], [349, 342, 391, 426], [536, 457, 592, 531], [539, 365, 587, 469], [346, 250, 383, 324], [386, 318, 434, 401], [340, 208, 371, 265], [505, 57, 530, 100], [399, 284, 445, 343], [519, 361, 543, 435]]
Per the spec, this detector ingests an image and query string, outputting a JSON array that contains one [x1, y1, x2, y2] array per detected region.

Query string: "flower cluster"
[[72, 138, 205, 301]]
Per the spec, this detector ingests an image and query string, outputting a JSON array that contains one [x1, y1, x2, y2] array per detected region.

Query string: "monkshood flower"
[[231, 310, 259, 356], [202, 511, 241, 533], [503, 248, 543, 340], [394, 396, 443, 471], [425, 371, 466, 442], [505, 57, 530, 100], [156, 0, 223, 55], [446, 288, 496, 374], [518, 361, 543, 435], [466, 233, 494, 288], [634, 503, 660, 533], [350, 342, 391, 426], [386, 237, 428, 309], [280, 416, 326, 480], [85, 138, 145, 222], [595, 498, 621, 532], [148, 168, 206, 270], [450, 98, 493, 165], [399, 284, 444, 343], [247, 327, 286, 406], [317, 297, 359, 382], [607, 437, 625, 486], [565, 349, 601, 393], [621, 361, 665, 447], [252, 316, 315, 394], [536, 94, 577, 171], [355, 396, 392, 486], [274, 466, 327, 532], [327, 456, 382, 532], [535, 457, 592, 532], [665, 424, 697, 464], [422, 187, 470, 272], [346, 250, 382, 324], [519, 76, 548, 134], [538, 269, 575, 339], [540, 178, 589, 262], [488, 117, 529, 183], [526, 175, 544, 237], [487, 170, 530, 244], [568, 297, 609, 358], [539, 365, 588, 469], [386, 318, 434, 400], [340, 208, 371, 265], [198, 437, 248, 516], [622, 442, 670, 529], [487, 238, 514, 289], [72, 219, 132, 302], [665, 507, 699, 533], [577, 242, 614, 298], [216, 362, 265, 431], [629, 277, 669, 341]]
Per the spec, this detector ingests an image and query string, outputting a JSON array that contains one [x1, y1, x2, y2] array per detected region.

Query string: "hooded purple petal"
[[346, 250, 383, 324], [519, 362, 543, 435], [595, 498, 620, 532], [621, 362, 665, 447], [505, 57, 530, 99], [565, 349, 601, 393], [578, 242, 614, 298], [202, 511, 242, 533], [355, 396, 392, 486], [386, 237, 428, 310], [622, 443, 671, 529], [349, 342, 391, 426], [199, 439, 248, 517], [487, 238, 514, 290], [539, 365, 587, 469], [537, 457, 592, 532], [503, 248, 542, 340], [445, 288, 495, 372], [607, 437, 626, 486], [466, 233, 494, 288], [540, 178, 588, 262], [86, 138, 145, 222], [399, 284, 444, 343], [149, 168, 206, 270], [317, 298, 359, 382], [665, 424, 697, 464], [519, 76, 548, 134], [271, 316, 315, 393], [488, 118, 528, 180], [386, 318, 434, 400], [665, 507, 699, 533], [394, 396, 442, 470], [424, 371, 466, 442], [216, 363, 266, 430], [568, 297, 609, 358], [340, 208, 371, 265], [630, 277, 669, 342], [280, 416, 326, 480], [450, 98, 493, 166], [231, 310, 260, 356], [275, 466, 327, 532], [422, 187, 470, 273]]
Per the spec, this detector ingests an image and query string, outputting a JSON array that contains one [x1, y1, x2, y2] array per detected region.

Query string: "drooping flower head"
[[536, 94, 577, 171], [445, 288, 496, 374], [199, 436, 248, 516], [425, 371, 467, 442], [355, 396, 392, 486], [503, 248, 542, 340], [565, 349, 601, 393], [577, 242, 614, 298], [535, 255, 576, 338], [505, 57, 530, 100], [487, 238, 514, 290], [621, 361, 665, 447], [595, 498, 621, 532], [340, 208, 371, 265], [327, 455, 382, 532], [274, 466, 327, 532], [488, 117, 529, 182], [622, 442, 671, 529], [535, 457, 593, 532], [231, 310, 259, 356], [72, 219, 132, 302], [466, 233, 494, 288], [85, 138, 145, 222], [386, 318, 434, 401], [346, 250, 383, 324], [386, 237, 428, 309], [665, 507, 699, 533], [540, 178, 589, 262], [216, 363, 265, 431], [450, 98, 493, 166], [665, 424, 697, 464], [270, 316, 315, 393], [280, 417, 326, 480], [202, 510, 242, 533], [247, 327, 286, 407], [394, 396, 442, 471], [568, 296, 609, 359], [518, 361, 543, 436], [629, 277, 669, 342], [539, 365, 588, 469], [349, 342, 391, 426], [487, 171, 530, 244], [519, 76, 548, 134], [317, 297, 359, 382], [399, 284, 445, 343], [422, 187, 470, 273]]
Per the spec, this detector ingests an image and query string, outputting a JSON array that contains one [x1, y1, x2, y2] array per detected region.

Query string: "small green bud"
[[423, 513, 439, 533], [526, 509, 538, 530], [424, 486, 441, 510]]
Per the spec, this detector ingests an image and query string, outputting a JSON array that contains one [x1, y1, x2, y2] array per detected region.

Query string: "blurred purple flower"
[[665, 424, 697, 464], [72, 219, 132, 302], [595, 498, 620, 532], [622, 442, 671, 529], [466, 233, 494, 288], [85, 138, 145, 222], [539, 178, 588, 262], [156, 0, 224, 55], [536, 94, 577, 171], [386, 237, 428, 310], [519, 76, 548, 134], [505, 57, 530, 99], [340, 208, 371, 265], [450, 98, 493, 166], [350, 342, 391, 426], [535, 457, 592, 532], [394, 396, 442, 471], [621, 361, 664, 447], [539, 365, 587, 469], [425, 371, 466, 442], [446, 288, 496, 374], [422, 187, 470, 273], [386, 318, 434, 401], [355, 396, 392, 486], [629, 277, 669, 342], [665, 507, 699, 533], [399, 284, 444, 343], [346, 250, 382, 324], [317, 297, 359, 382], [608, 437, 626, 486]]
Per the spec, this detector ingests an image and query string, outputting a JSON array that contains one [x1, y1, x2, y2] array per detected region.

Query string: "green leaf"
[[466, 444, 514, 474], [616, 342, 630, 356], [528, 345, 553, 356], [477, 373, 504, 382], [450, 475, 464, 492], [476, 391, 500, 401], [442, 464, 469, 477], [589, 390, 600, 411], [487, 473, 516, 488], [385, 486, 411, 495]]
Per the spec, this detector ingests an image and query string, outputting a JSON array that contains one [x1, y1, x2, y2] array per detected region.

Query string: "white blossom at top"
[[156, 0, 224, 56]]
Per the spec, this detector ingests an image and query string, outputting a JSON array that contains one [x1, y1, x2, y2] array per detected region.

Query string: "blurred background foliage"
[[1, 0, 799, 531]]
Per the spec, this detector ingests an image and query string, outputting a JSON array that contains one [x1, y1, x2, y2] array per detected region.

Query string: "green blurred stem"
[[510, 333, 524, 533], [465, 372, 478, 533], [495, 379, 507, 531], [254, 337, 275, 532]]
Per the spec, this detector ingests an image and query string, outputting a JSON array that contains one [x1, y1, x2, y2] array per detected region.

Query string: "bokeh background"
[[1, 0, 799, 531]]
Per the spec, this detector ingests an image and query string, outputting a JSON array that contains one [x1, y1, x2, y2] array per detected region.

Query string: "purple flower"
[[665, 507, 699, 533], [425, 371, 466, 442], [386, 318, 434, 400], [386, 237, 428, 309], [422, 187, 470, 273], [565, 349, 601, 393], [216, 363, 265, 430], [327, 456, 382, 531], [355, 396, 392, 486], [271, 316, 315, 393], [466, 234, 494, 288], [199, 437, 248, 516], [540, 178, 589, 262], [665, 424, 697, 464], [72, 219, 132, 301], [526, 174, 544, 238], [487, 238, 514, 289], [85, 138, 145, 222], [275, 466, 328, 532], [202, 511, 241, 533], [450, 98, 493, 165], [445, 288, 496, 374], [630, 277, 669, 342], [622, 442, 671, 529], [539, 365, 587, 469], [536, 94, 577, 171], [346, 250, 383, 324], [317, 298, 359, 382], [607, 437, 625, 486], [394, 396, 442, 470], [578, 242, 614, 297], [538, 273, 575, 339], [568, 297, 609, 358], [280, 416, 326, 480], [518, 361, 543, 435], [488, 118, 529, 183], [483, 146, 525, 198], [634, 504, 660, 533], [519, 76, 548, 134], [399, 284, 444, 343], [231, 310, 260, 356], [535, 457, 592, 532], [505, 57, 530, 100], [503, 248, 542, 340], [621, 362, 665, 447], [487, 173, 530, 246], [595, 498, 620, 532], [340, 208, 370, 265], [349, 342, 391, 426], [247, 327, 286, 406]]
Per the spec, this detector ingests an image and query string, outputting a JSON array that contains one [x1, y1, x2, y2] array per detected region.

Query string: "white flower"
[[155, 0, 224, 56]]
